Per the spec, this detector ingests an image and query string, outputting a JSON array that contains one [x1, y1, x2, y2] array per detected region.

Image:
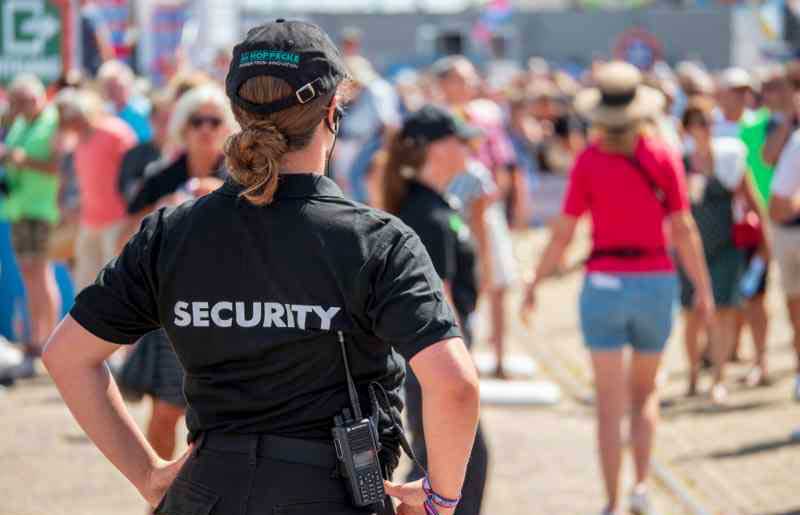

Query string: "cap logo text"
[[239, 50, 300, 67]]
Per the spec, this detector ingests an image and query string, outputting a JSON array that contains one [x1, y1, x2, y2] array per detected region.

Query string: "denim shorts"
[[579, 272, 678, 354]]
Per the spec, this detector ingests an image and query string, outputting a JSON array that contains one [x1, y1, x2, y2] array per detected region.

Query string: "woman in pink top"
[[522, 62, 714, 515]]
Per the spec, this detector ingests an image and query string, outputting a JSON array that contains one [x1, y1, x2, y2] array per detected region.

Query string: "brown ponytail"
[[225, 75, 353, 206], [382, 132, 427, 215]]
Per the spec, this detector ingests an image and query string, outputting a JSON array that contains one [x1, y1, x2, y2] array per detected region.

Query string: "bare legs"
[[708, 308, 737, 403], [683, 310, 703, 396], [742, 295, 770, 385], [591, 350, 663, 512], [18, 257, 60, 353], [629, 352, 662, 487], [489, 287, 507, 378], [787, 297, 800, 396], [683, 307, 738, 403]]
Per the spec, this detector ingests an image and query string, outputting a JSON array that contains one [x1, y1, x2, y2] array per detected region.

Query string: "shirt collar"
[[219, 173, 344, 200]]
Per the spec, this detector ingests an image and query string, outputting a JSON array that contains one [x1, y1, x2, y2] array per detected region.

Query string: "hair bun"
[[224, 119, 288, 205]]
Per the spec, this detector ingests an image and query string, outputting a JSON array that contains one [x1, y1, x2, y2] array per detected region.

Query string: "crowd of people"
[[2, 26, 800, 515]]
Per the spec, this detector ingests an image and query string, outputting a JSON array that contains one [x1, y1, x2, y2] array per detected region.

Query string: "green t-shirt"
[[739, 108, 773, 207], [1, 106, 60, 224]]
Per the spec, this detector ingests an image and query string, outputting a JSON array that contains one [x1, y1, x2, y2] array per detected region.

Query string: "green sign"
[[0, 0, 63, 85]]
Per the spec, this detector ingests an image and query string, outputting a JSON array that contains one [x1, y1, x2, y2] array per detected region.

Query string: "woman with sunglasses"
[[115, 84, 234, 471], [42, 20, 477, 515], [126, 84, 234, 219], [680, 97, 764, 403]]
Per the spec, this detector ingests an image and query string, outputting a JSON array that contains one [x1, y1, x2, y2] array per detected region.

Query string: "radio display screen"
[[353, 449, 375, 468]]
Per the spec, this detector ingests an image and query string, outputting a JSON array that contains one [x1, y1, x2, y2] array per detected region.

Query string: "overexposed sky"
[[240, 0, 488, 13]]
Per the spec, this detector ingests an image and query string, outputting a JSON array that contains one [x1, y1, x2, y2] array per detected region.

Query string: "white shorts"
[[772, 223, 800, 298], [485, 203, 517, 289]]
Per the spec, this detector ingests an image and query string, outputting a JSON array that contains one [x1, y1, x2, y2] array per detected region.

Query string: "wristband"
[[422, 477, 460, 509], [423, 499, 439, 515]]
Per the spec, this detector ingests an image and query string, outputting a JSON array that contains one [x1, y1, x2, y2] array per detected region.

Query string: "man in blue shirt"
[[97, 60, 152, 144]]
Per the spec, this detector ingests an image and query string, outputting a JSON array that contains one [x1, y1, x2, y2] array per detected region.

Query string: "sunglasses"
[[188, 115, 223, 130], [689, 118, 711, 128]]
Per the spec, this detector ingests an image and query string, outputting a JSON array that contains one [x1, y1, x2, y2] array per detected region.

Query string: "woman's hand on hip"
[[140, 444, 194, 508], [384, 479, 456, 515]]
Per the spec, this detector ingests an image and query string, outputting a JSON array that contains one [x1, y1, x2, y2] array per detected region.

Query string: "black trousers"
[[403, 316, 489, 515], [155, 433, 389, 515]]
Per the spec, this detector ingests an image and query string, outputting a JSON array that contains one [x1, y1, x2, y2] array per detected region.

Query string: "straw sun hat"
[[574, 61, 665, 129]]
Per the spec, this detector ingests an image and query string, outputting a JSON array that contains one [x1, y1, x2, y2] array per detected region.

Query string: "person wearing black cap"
[[42, 20, 479, 515], [383, 105, 488, 515]]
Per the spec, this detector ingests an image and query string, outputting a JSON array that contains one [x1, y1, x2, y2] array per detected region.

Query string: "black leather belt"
[[198, 432, 338, 469], [587, 247, 667, 262]]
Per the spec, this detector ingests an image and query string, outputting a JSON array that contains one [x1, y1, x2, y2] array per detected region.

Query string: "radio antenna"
[[338, 331, 362, 420]]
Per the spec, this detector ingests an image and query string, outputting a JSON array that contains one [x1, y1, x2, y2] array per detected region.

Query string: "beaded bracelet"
[[423, 499, 439, 515], [422, 477, 460, 510]]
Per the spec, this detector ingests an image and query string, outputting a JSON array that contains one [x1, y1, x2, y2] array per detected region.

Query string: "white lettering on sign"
[[174, 301, 342, 330]]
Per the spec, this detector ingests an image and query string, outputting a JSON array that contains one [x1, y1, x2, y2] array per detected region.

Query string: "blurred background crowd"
[[2, 1, 800, 514]]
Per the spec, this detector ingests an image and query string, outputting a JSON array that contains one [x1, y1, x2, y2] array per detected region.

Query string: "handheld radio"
[[332, 331, 386, 509]]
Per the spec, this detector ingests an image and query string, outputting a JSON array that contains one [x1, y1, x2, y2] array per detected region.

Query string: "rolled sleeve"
[[366, 232, 461, 360]]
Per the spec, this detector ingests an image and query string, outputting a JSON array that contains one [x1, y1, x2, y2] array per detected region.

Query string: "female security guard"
[[382, 105, 489, 515], [42, 20, 479, 515]]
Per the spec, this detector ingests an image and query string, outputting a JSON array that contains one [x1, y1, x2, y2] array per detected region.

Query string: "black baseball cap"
[[225, 19, 348, 115], [400, 104, 483, 145]]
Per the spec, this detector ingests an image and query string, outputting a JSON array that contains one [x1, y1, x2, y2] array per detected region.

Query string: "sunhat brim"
[[574, 85, 665, 128]]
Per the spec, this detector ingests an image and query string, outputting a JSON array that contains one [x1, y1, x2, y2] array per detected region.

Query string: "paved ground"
[[1, 226, 798, 515]]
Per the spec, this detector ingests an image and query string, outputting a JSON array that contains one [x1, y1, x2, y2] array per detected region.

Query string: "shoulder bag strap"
[[626, 156, 668, 212]]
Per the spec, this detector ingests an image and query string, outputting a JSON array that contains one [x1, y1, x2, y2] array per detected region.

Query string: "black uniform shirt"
[[397, 182, 478, 317], [126, 153, 226, 214], [118, 142, 161, 204], [71, 173, 460, 446]]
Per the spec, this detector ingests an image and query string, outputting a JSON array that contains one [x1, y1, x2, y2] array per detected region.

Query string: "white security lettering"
[[235, 302, 261, 328], [193, 302, 210, 327], [263, 303, 286, 328], [172, 301, 341, 330], [313, 306, 341, 330], [291, 305, 314, 330], [285, 304, 295, 328], [174, 301, 191, 327], [211, 302, 233, 327]]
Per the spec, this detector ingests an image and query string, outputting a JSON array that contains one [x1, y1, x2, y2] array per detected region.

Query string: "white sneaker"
[[629, 486, 656, 515]]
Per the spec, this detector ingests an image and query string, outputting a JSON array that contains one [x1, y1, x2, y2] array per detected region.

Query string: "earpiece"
[[334, 106, 343, 131], [326, 104, 343, 135], [324, 104, 343, 178]]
